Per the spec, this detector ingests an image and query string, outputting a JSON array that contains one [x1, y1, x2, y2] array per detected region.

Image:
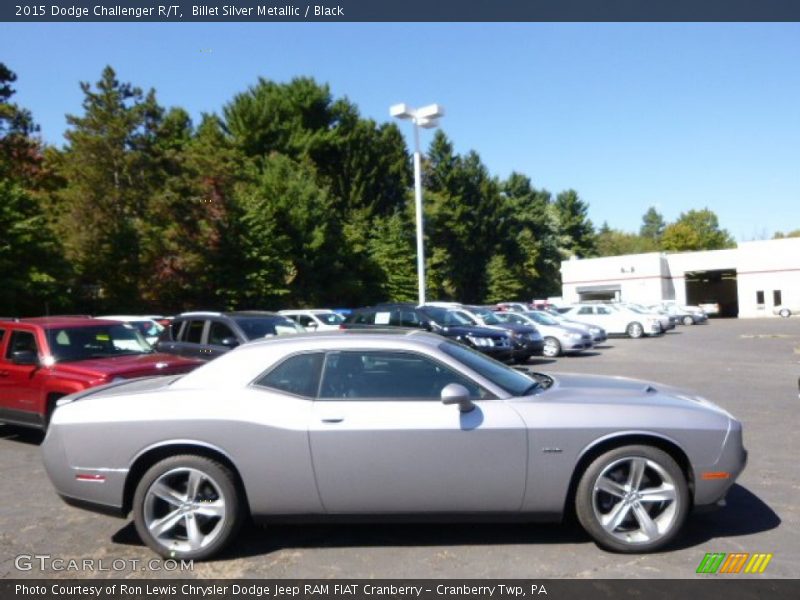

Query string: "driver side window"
[[318, 350, 490, 400]]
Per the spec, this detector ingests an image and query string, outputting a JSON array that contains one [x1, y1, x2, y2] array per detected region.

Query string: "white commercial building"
[[560, 237, 800, 318]]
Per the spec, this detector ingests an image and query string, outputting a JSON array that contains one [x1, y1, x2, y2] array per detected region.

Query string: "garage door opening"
[[577, 285, 620, 302], [685, 269, 738, 317]]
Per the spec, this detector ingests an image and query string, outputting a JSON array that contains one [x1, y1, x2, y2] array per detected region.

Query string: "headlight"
[[568, 332, 583, 339], [466, 335, 493, 347], [590, 327, 601, 334]]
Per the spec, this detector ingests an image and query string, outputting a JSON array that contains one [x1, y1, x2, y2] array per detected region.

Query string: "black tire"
[[682, 315, 694, 326], [575, 445, 689, 553], [626, 322, 644, 339], [542, 337, 562, 358], [779, 309, 791, 318], [133, 454, 244, 561], [43, 394, 65, 430]]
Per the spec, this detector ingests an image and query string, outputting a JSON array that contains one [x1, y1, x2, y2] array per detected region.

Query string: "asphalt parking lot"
[[1, 318, 797, 579]]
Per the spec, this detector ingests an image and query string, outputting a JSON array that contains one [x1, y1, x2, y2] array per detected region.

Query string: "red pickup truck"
[[0, 317, 203, 430]]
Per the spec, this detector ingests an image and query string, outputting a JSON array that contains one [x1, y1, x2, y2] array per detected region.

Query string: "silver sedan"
[[42, 331, 746, 560], [495, 311, 593, 357]]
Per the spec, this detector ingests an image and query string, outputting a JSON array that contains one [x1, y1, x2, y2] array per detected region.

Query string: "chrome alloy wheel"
[[591, 456, 679, 545], [143, 467, 227, 553]]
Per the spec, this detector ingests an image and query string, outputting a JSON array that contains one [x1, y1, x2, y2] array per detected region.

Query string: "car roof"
[[12, 317, 120, 328], [177, 310, 284, 318], [244, 329, 443, 349], [279, 309, 335, 315]]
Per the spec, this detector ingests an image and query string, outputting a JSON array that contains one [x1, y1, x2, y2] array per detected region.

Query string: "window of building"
[[773, 290, 782, 306], [756, 291, 765, 305]]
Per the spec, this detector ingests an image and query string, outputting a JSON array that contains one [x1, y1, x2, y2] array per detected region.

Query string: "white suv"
[[560, 304, 662, 338], [279, 309, 345, 331]]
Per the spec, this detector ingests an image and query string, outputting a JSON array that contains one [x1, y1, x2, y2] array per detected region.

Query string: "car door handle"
[[320, 417, 344, 423]]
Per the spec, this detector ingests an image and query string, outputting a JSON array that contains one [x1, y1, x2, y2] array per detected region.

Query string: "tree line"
[[1, 63, 748, 317]]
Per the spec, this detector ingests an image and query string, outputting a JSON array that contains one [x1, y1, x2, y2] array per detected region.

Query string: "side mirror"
[[441, 383, 475, 413], [11, 350, 39, 366], [220, 337, 239, 348]]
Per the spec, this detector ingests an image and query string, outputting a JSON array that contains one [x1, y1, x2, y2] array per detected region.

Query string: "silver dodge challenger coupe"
[[42, 330, 747, 560]]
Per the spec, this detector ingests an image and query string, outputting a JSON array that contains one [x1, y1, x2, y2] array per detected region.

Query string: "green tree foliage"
[[9, 64, 748, 315], [235, 153, 343, 308], [552, 189, 597, 259], [596, 222, 659, 257], [424, 132, 502, 302], [142, 112, 245, 311], [640, 206, 666, 242], [660, 208, 735, 252], [368, 211, 418, 303], [500, 173, 562, 297], [56, 66, 163, 311], [773, 229, 800, 239], [0, 63, 67, 316]]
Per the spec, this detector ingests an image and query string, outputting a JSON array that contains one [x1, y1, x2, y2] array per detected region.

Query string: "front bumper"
[[693, 420, 748, 508], [513, 338, 544, 358]]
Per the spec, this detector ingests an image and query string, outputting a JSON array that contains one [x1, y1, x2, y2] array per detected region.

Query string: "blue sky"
[[3, 22, 799, 239]]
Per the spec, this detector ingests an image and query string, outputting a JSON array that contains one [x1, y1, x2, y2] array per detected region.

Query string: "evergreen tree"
[[56, 66, 163, 311], [552, 189, 597, 258], [640, 206, 666, 241], [368, 211, 418, 303]]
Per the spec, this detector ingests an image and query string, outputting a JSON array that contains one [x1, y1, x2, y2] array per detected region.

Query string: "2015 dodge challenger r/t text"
[[41, 330, 747, 560]]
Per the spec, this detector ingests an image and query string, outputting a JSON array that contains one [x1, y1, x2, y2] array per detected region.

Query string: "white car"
[[560, 304, 662, 339], [773, 305, 800, 318], [279, 309, 345, 331], [97, 315, 165, 346]]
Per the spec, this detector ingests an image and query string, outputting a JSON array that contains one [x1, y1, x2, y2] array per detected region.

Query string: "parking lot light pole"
[[390, 103, 445, 306]]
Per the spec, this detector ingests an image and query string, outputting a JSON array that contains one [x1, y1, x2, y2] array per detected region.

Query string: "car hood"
[[538, 372, 732, 416], [52, 353, 202, 379]]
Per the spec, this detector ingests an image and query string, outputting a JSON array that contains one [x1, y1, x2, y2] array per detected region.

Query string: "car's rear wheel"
[[542, 337, 562, 358], [133, 455, 244, 560], [779, 309, 791, 318], [626, 322, 644, 338], [682, 315, 694, 326], [575, 445, 689, 553]]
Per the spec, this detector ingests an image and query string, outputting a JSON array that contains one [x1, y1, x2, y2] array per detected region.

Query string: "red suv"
[[0, 317, 203, 430]]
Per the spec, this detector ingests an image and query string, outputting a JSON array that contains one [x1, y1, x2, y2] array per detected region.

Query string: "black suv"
[[341, 303, 514, 362], [155, 311, 304, 360]]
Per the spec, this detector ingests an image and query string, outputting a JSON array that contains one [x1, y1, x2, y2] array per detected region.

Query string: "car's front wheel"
[[779, 309, 791, 318], [542, 337, 562, 358], [575, 445, 689, 553], [682, 315, 694, 326], [626, 322, 644, 338], [133, 455, 244, 560]]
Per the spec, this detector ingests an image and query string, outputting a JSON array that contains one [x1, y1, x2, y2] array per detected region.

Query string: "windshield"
[[129, 320, 164, 338], [422, 307, 475, 327], [526, 311, 558, 326], [234, 316, 304, 339], [46, 324, 153, 362], [439, 341, 539, 396], [470, 307, 501, 325], [316, 312, 344, 325]]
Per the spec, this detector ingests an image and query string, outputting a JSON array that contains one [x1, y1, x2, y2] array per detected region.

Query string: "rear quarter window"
[[254, 353, 324, 398]]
